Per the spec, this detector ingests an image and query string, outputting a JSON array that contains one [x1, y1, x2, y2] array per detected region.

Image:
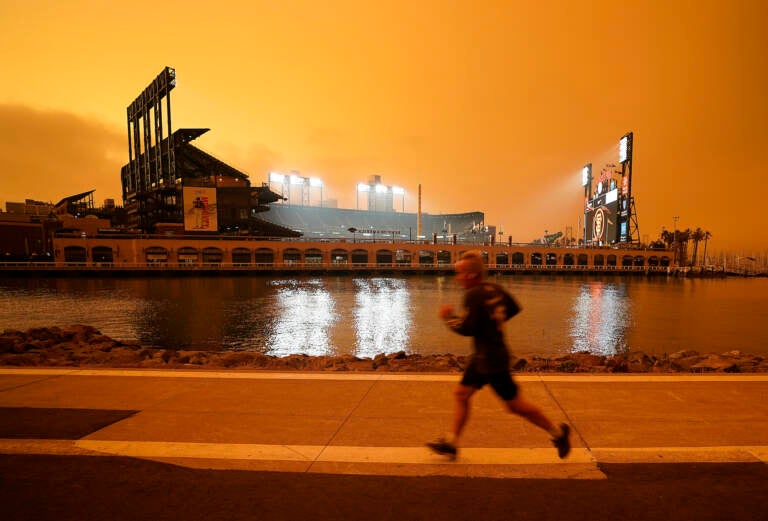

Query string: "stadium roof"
[[54, 190, 95, 208]]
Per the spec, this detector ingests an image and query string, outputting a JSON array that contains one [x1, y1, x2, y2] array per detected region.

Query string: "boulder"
[[690, 355, 740, 373]]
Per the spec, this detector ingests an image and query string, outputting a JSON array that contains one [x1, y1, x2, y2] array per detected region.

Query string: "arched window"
[[331, 249, 348, 265], [145, 246, 168, 264], [418, 250, 435, 266], [350, 249, 369, 266], [202, 247, 223, 265], [254, 248, 274, 264], [376, 249, 393, 266], [282, 248, 302, 265], [305, 248, 323, 264], [177, 247, 199, 265], [64, 246, 87, 265], [232, 248, 251, 265], [92, 246, 113, 264]]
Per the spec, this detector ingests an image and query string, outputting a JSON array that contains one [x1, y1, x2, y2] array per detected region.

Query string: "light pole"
[[392, 186, 405, 212], [357, 183, 370, 210], [672, 216, 679, 265], [310, 177, 323, 207]]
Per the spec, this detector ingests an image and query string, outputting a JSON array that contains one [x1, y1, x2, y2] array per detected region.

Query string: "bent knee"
[[454, 386, 475, 403]]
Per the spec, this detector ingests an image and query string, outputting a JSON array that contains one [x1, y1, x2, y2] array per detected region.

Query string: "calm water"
[[0, 275, 766, 358]]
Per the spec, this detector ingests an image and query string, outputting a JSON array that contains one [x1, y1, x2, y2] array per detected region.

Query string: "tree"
[[660, 229, 675, 249], [701, 230, 712, 266], [676, 229, 691, 266], [690, 227, 705, 266]]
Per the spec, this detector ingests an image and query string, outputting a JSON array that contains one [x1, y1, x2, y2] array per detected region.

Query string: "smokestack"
[[417, 184, 422, 239]]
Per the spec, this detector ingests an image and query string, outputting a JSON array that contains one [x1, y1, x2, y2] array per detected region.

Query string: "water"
[[0, 274, 766, 357]]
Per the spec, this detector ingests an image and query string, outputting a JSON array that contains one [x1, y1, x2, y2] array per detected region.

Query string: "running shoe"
[[426, 437, 458, 459], [552, 423, 571, 459]]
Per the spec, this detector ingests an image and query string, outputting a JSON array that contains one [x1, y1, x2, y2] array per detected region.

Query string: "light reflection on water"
[[265, 279, 336, 357], [353, 278, 411, 358], [569, 282, 630, 355], [0, 275, 766, 357]]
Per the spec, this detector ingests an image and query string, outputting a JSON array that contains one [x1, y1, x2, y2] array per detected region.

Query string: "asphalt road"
[[2, 454, 767, 521]]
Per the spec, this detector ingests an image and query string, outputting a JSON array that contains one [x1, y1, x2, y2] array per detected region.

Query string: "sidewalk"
[[1, 368, 766, 479]]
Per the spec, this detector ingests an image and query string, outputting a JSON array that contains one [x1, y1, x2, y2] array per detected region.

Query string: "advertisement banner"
[[183, 187, 218, 232]]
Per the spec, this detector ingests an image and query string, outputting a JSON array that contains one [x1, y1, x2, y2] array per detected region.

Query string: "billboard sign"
[[183, 187, 218, 232], [585, 189, 619, 245]]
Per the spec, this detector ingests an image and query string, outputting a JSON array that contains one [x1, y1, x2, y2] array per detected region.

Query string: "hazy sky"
[[1, 0, 766, 252]]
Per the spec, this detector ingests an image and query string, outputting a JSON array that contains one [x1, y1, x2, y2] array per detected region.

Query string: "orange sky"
[[1, 0, 766, 253]]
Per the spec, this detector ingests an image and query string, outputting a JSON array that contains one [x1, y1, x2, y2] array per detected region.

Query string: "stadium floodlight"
[[391, 186, 405, 195], [309, 177, 323, 188], [357, 183, 370, 192], [290, 174, 305, 185], [619, 133, 632, 163], [375, 184, 388, 193], [269, 172, 285, 183], [581, 164, 591, 187]]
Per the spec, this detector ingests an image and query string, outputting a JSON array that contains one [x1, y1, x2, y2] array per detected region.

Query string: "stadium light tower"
[[268, 172, 288, 203], [392, 186, 405, 212], [356, 183, 370, 209], [309, 177, 323, 207]]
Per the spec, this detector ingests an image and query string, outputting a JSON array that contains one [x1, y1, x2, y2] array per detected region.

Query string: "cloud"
[[0, 104, 125, 206]]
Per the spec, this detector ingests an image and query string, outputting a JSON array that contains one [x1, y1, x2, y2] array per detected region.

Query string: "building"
[[119, 67, 296, 237], [4, 199, 54, 216]]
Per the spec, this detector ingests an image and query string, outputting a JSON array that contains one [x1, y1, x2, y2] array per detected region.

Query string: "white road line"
[[2, 368, 767, 382], [1, 439, 766, 465]]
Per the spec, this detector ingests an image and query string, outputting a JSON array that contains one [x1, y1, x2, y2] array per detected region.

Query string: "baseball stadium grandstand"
[[259, 204, 491, 243]]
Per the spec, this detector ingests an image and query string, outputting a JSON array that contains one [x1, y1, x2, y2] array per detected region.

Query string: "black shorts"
[[460, 364, 519, 401]]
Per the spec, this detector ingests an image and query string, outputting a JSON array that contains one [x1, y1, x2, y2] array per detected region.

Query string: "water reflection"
[[265, 279, 336, 356], [569, 282, 630, 355], [353, 278, 412, 357]]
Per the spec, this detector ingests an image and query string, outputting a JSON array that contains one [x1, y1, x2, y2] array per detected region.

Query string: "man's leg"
[[427, 384, 476, 457], [504, 395, 554, 432], [505, 395, 571, 459], [450, 384, 476, 442]]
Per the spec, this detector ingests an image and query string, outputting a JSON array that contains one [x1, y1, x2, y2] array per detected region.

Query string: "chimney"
[[417, 184, 422, 239]]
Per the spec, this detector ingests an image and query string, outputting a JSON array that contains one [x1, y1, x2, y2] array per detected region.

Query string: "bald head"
[[455, 250, 487, 287]]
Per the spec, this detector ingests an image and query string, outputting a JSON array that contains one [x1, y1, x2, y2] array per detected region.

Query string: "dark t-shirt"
[[443, 282, 521, 374]]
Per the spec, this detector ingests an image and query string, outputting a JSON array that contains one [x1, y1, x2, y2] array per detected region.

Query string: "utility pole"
[[673, 215, 679, 265]]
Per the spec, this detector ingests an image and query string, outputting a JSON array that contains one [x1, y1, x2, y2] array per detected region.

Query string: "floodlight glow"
[[619, 136, 629, 163], [357, 183, 370, 192], [309, 177, 323, 187], [375, 184, 388, 193], [392, 186, 405, 195], [269, 172, 284, 183], [581, 165, 591, 187], [290, 175, 305, 185]]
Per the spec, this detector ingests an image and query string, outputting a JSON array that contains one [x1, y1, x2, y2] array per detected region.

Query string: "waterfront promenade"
[[1, 368, 766, 474], [1, 368, 766, 520]]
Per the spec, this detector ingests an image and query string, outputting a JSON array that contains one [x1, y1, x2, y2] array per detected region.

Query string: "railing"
[[0, 261, 673, 274]]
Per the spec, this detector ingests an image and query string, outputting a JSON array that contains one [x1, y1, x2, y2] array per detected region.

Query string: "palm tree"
[[677, 228, 691, 266], [690, 227, 705, 266], [701, 230, 712, 266], [661, 229, 675, 249]]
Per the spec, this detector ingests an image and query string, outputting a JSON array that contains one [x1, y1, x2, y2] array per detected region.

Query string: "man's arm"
[[441, 291, 481, 337]]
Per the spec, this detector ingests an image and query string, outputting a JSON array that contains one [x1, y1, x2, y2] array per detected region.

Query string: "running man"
[[427, 250, 571, 459]]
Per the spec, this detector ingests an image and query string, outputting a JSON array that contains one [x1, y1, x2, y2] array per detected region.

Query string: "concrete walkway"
[[1, 368, 766, 479]]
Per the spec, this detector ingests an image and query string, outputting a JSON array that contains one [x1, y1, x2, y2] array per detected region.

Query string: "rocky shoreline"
[[1, 325, 766, 373]]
